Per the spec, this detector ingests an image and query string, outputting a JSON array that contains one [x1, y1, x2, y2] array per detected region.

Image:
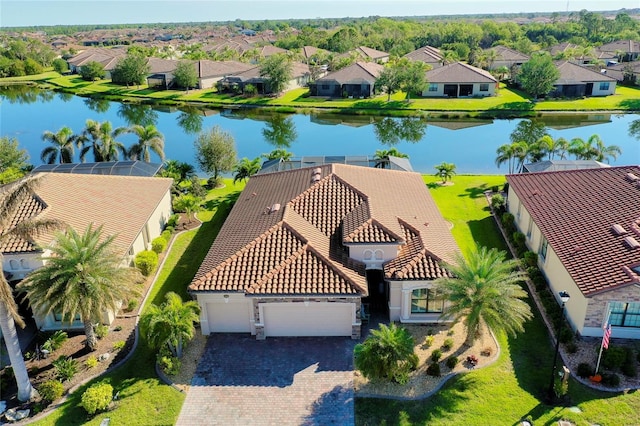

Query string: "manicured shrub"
[[113, 326, 123, 332], [577, 362, 594, 378], [480, 347, 493, 357], [81, 382, 113, 415], [442, 338, 454, 351], [426, 363, 441, 376], [512, 231, 527, 255], [602, 346, 626, 370], [446, 356, 459, 369], [53, 356, 78, 382], [126, 299, 138, 312], [151, 236, 167, 254], [135, 250, 158, 276], [164, 225, 175, 234], [559, 326, 574, 344], [95, 323, 109, 340], [42, 330, 68, 352], [167, 214, 180, 228], [161, 230, 172, 242], [38, 380, 64, 403], [565, 342, 578, 354], [621, 347, 637, 377], [431, 349, 442, 362], [207, 176, 223, 189], [501, 212, 515, 234], [601, 372, 621, 387], [423, 335, 435, 347], [158, 355, 181, 376], [491, 194, 505, 213], [85, 356, 99, 369], [113, 340, 126, 351], [523, 251, 538, 268]]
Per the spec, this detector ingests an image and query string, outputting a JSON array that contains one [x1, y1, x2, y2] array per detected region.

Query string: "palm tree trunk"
[[0, 303, 36, 401], [176, 337, 183, 359], [83, 318, 97, 351]]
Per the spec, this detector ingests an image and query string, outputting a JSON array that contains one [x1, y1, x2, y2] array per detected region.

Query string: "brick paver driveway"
[[176, 334, 356, 426]]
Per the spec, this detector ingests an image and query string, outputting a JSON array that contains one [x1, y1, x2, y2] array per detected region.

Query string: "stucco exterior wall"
[[346, 243, 400, 270], [590, 80, 616, 96], [388, 280, 450, 323], [421, 82, 496, 97]]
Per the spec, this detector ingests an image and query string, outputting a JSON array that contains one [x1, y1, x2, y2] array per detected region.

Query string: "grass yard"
[[31, 180, 244, 426], [355, 175, 640, 426]]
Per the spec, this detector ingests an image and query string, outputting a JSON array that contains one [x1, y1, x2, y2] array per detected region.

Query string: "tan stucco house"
[[189, 164, 459, 339], [422, 62, 498, 98], [1, 172, 173, 332], [506, 166, 640, 340]]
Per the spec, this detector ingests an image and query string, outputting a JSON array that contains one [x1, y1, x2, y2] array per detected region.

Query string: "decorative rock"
[[4, 408, 30, 422], [98, 353, 110, 362]]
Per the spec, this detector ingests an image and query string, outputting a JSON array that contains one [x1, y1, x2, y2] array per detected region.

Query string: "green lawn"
[[16, 73, 640, 115], [355, 175, 640, 426], [32, 180, 245, 426]]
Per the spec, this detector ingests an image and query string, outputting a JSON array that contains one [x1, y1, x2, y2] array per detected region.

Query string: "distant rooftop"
[[522, 160, 610, 173], [31, 161, 162, 177], [258, 155, 413, 174]]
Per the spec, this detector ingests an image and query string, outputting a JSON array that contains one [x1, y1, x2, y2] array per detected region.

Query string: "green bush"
[[512, 231, 527, 255], [164, 225, 175, 234], [161, 230, 172, 241], [501, 212, 515, 234], [423, 335, 435, 347], [42, 330, 68, 352], [446, 356, 459, 369], [158, 355, 181, 376], [135, 250, 158, 276], [81, 382, 113, 415], [85, 356, 99, 369], [621, 347, 637, 377], [491, 194, 506, 213], [53, 356, 78, 382], [126, 299, 138, 312], [113, 340, 126, 351], [442, 338, 454, 351], [577, 362, 594, 378], [523, 251, 538, 268], [565, 342, 578, 354], [426, 363, 441, 376], [151, 236, 167, 254], [95, 323, 109, 340], [38, 380, 64, 403], [559, 326, 574, 344], [601, 372, 621, 387], [431, 349, 442, 362], [602, 346, 626, 370], [167, 214, 180, 228]]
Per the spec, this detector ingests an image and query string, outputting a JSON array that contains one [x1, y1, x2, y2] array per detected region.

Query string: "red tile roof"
[[506, 166, 640, 296], [190, 164, 460, 295]]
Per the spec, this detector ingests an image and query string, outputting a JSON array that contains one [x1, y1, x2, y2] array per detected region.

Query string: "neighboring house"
[[309, 61, 384, 98], [189, 164, 459, 339], [599, 40, 640, 62], [522, 160, 610, 173], [551, 61, 616, 97], [300, 45, 330, 64], [404, 45, 443, 69], [146, 57, 179, 89], [1, 171, 173, 332], [217, 61, 310, 94], [66, 48, 126, 78], [258, 155, 413, 174], [422, 62, 497, 97], [506, 166, 640, 340], [485, 45, 530, 70], [194, 60, 254, 89], [353, 46, 390, 63], [606, 61, 640, 85]]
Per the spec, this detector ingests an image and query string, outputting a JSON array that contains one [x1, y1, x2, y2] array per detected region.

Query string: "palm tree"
[[80, 119, 128, 162], [374, 148, 408, 168], [139, 292, 200, 358], [233, 157, 262, 183], [161, 160, 196, 182], [495, 143, 518, 174], [262, 149, 294, 161], [568, 137, 590, 160], [41, 126, 77, 164], [588, 134, 622, 163], [433, 247, 533, 345], [440, 49, 458, 66], [354, 323, 418, 383], [173, 194, 202, 223], [0, 176, 62, 401], [18, 224, 142, 351], [126, 124, 165, 162], [434, 162, 456, 184]]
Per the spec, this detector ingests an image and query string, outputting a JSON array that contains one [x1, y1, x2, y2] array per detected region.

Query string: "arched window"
[[9, 260, 19, 270], [363, 250, 373, 260], [20, 259, 29, 269], [374, 250, 383, 260]]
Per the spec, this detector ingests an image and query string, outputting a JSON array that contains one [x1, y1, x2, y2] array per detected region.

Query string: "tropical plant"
[[434, 162, 456, 183], [161, 160, 196, 182], [52, 356, 78, 382], [41, 126, 77, 164], [568, 134, 622, 162], [354, 323, 418, 384], [374, 148, 409, 168], [41, 330, 68, 352], [495, 143, 518, 174], [79, 119, 128, 162], [262, 148, 294, 161], [433, 246, 533, 345], [18, 224, 142, 351], [81, 382, 113, 415], [194, 126, 237, 181], [0, 175, 62, 401], [38, 380, 64, 403], [173, 193, 202, 223], [139, 292, 200, 358], [233, 157, 262, 183], [629, 119, 640, 140], [126, 124, 165, 162]]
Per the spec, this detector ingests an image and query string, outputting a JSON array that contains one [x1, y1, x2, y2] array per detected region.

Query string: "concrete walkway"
[[176, 334, 356, 426]]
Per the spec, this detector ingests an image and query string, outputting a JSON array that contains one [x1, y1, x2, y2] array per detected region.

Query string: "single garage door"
[[262, 302, 353, 337], [207, 301, 251, 333]]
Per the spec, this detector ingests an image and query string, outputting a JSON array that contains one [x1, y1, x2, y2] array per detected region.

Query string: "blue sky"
[[2, 0, 639, 27]]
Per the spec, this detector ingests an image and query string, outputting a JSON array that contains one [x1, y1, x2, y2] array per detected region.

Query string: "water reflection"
[[57, 92, 74, 102], [262, 115, 298, 148], [373, 117, 427, 146], [176, 106, 204, 134], [117, 103, 158, 126], [537, 113, 612, 130], [84, 97, 111, 113], [0, 85, 41, 104]]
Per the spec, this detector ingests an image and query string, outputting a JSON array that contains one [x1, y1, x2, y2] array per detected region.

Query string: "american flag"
[[603, 323, 612, 349]]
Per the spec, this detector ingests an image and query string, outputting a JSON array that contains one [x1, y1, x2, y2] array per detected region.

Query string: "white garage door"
[[207, 301, 251, 333], [262, 302, 353, 337]]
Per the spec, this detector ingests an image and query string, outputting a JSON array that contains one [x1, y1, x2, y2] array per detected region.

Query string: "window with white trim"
[[526, 219, 533, 238], [538, 236, 548, 261], [411, 288, 444, 313], [599, 82, 610, 91], [428, 83, 438, 92], [609, 302, 640, 328], [479, 83, 489, 92]]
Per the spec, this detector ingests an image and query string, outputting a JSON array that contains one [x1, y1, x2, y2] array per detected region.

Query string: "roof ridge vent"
[[612, 224, 628, 235], [625, 172, 639, 182], [624, 236, 640, 249], [270, 203, 281, 213]]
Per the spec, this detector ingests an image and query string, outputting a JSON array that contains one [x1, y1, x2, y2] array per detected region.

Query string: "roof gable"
[[316, 62, 384, 85], [555, 61, 616, 83], [426, 62, 497, 83]]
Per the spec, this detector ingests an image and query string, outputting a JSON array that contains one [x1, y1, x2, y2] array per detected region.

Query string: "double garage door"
[[263, 302, 353, 337]]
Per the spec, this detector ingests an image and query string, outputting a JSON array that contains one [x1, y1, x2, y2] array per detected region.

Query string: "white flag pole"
[[595, 308, 611, 375]]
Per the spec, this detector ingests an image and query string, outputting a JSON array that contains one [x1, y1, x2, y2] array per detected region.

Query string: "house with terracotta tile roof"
[[506, 166, 640, 340], [189, 164, 459, 339], [1, 172, 173, 332], [309, 62, 384, 98], [422, 62, 498, 97]]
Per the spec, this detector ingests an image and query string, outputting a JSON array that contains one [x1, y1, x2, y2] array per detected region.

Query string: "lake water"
[[1, 86, 638, 174]]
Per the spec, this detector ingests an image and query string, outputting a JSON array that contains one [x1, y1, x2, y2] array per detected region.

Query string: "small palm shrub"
[[95, 323, 109, 339], [151, 236, 167, 254], [446, 356, 459, 369], [42, 330, 68, 352], [354, 323, 418, 384], [424, 335, 435, 347], [85, 356, 99, 369], [113, 340, 126, 351], [442, 338, 454, 351], [53, 356, 78, 382], [135, 250, 158, 276], [38, 380, 64, 403], [81, 382, 113, 415], [426, 363, 441, 377], [431, 349, 443, 362]]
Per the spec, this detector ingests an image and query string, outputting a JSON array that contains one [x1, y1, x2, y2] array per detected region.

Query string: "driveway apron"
[[176, 334, 355, 425]]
